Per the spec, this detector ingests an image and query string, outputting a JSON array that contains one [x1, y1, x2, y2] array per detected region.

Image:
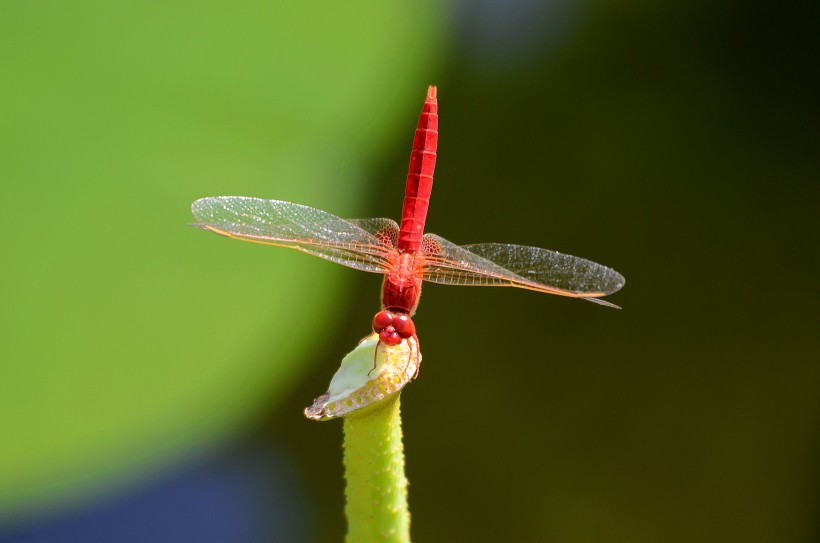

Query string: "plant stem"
[[343, 394, 410, 543]]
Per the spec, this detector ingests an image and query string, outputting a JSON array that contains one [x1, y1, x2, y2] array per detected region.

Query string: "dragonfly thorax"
[[381, 252, 423, 316]]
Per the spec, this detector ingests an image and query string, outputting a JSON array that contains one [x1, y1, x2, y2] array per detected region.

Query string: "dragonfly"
[[192, 86, 624, 350]]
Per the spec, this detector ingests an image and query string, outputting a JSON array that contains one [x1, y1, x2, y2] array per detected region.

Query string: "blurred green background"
[[1, 1, 818, 542]]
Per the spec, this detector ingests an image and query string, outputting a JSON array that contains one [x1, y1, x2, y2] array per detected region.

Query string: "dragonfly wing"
[[192, 196, 398, 273], [421, 235, 625, 307], [347, 218, 400, 249]]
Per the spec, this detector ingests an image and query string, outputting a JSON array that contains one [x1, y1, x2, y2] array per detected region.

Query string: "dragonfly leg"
[[368, 339, 383, 378], [404, 334, 421, 379]]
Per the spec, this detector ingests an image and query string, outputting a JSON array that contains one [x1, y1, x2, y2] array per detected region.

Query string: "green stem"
[[343, 394, 410, 543]]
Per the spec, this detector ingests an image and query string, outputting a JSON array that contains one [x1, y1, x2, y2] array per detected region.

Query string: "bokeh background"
[[1, 1, 818, 542]]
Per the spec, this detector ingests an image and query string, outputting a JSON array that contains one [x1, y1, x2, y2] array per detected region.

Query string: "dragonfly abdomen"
[[397, 85, 438, 254]]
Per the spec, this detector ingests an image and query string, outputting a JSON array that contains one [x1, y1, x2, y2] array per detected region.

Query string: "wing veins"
[[192, 197, 397, 273], [421, 235, 624, 304]]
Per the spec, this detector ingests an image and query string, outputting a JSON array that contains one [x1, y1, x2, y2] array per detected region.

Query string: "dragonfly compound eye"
[[372, 310, 394, 332], [392, 314, 415, 338]]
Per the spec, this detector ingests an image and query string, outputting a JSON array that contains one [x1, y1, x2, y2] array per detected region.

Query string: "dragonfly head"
[[372, 310, 416, 346]]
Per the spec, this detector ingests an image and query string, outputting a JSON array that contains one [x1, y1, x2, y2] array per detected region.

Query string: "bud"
[[304, 333, 421, 421]]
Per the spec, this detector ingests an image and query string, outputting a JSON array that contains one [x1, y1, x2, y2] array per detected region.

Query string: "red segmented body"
[[397, 85, 438, 254], [381, 85, 438, 316]]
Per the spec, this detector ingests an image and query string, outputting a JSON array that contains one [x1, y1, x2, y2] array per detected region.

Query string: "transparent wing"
[[191, 196, 399, 273], [421, 235, 625, 308]]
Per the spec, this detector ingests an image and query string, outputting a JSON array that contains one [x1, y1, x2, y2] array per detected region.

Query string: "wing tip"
[[584, 297, 622, 309]]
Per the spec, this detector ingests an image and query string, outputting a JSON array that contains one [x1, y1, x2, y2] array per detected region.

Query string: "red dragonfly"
[[192, 86, 624, 348]]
